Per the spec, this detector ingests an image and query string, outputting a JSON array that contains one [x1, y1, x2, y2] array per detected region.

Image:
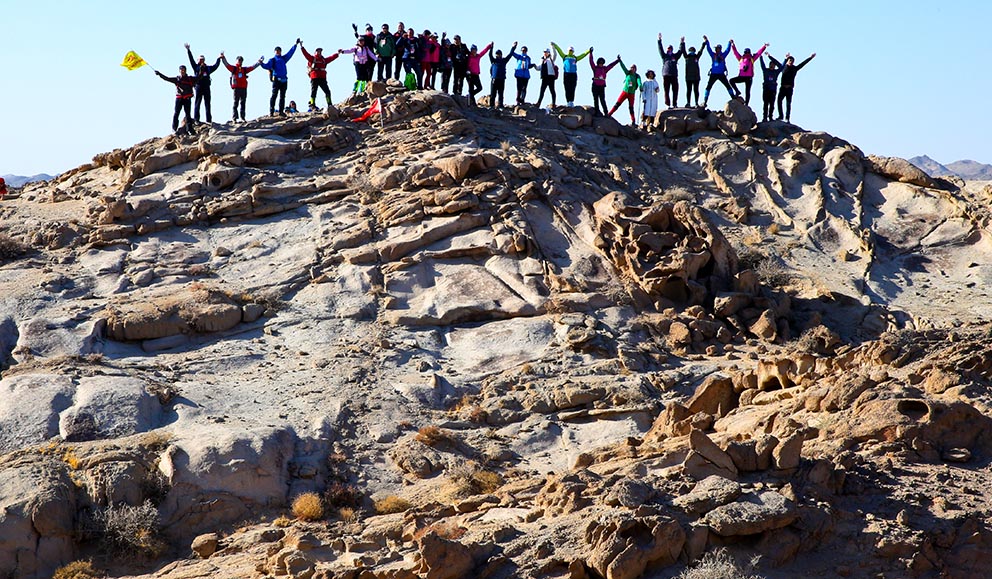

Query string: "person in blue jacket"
[[489, 42, 516, 108], [701, 35, 738, 108], [259, 40, 299, 116], [185, 44, 221, 124], [511, 45, 536, 106]]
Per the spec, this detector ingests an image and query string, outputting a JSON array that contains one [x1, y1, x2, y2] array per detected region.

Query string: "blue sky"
[[2, 1, 989, 176]]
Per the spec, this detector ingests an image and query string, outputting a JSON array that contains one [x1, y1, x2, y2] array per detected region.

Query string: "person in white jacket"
[[640, 69, 660, 128]]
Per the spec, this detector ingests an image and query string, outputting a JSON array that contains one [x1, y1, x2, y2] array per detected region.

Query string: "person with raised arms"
[[657, 34, 685, 108], [759, 53, 784, 122], [488, 42, 516, 108], [588, 48, 621, 116], [259, 40, 299, 116], [299, 41, 339, 112], [608, 58, 642, 125], [510, 45, 536, 106], [777, 52, 816, 122], [185, 44, 221, 124], [220, 52, 261, 122], [154, 64, 196, 135], [682, 40, 705, 107], [466, 43, 493, 106], [550, 43, 590, 107], [729, 40, 768, 105], [701, 35, 735, 108], [535, 47, 558, 109]]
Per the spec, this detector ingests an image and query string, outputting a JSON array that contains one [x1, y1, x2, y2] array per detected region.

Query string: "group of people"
[[153, 25, 816, 135]]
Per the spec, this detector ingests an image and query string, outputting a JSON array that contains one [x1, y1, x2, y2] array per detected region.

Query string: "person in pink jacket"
[[729, 40, 767, 105], [421, 30, 440, 90], [588, 48, 621, 116], [466, 43, 493, 106]]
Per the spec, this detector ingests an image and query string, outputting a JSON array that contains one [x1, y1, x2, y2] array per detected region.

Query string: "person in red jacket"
[[155, 65, 197, 135], [300, 42, 340, 112], [0, 177, 7, 200], [220, 53, 261, 122]]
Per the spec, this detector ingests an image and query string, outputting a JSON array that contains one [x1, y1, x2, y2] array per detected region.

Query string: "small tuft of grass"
[[291, 492, 325, 521], [53, 560, 100, 579], [273, 515, 293, 528], [337, 507, 357, 523], [448, 463, 504, 497], [677, 548, 764, 579], [374, 495, 412, 515], [324, 483, 362, 509], [500, 140, 512, 153], [415, 425, 453, 447]]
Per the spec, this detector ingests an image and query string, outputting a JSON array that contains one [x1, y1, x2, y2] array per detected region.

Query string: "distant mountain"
[[909, 156, 992, 181], [2, 174, 53, 187]]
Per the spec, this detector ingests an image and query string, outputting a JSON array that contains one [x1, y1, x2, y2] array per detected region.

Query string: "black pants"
[[777, 85, 795, 120], [310, 78, 331, 106], [537, 77, 556, 107], [490, 78, 505, 107], [662, 75, 678, 106], [270, 80, 287, 113], [194, 86, 212, 122], [441, 67, 452, 93], [467, 73, 482, 105], [685, 79, 700, 106], [453, 67, 467, 94], [762, 86, 776, 120], [377, 59, 392, 81], [592, 84, 607, 114], [515, 77, 529, 105], [704, 73, 734, 103], [172, 97, 193, 132], [394, 55, 403, 80], [730, 75, 752, 103], [232, 88, 247, 120], [563, 72, 577, 103]]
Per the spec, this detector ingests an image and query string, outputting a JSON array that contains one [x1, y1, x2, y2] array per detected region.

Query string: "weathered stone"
[[673, 475, 742, 514], [703, 490, 798, 536]]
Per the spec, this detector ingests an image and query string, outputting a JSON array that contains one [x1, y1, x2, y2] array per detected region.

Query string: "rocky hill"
[[910, 155, 992, 181], [1, 173, 53, 188], [2, 86, 992, 579]]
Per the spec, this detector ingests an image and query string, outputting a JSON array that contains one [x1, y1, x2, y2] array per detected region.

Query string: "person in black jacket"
[[450, 35, 470, 95], [777, 52, 816, 122], [395, 28, 423, 89], [185, 44, 221, 124], [155, 65, 196, 135], [759, 54, 784, 122], [681, 42, 704, 107]]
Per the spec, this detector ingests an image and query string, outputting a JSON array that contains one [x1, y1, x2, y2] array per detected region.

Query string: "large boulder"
[[703, 490, 797, 536], [718, 98, 757, 137], [585, 512, 685, 579], [104, 284, 244, 341]]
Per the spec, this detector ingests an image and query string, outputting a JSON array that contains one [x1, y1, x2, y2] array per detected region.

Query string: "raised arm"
[[480, 42, 492, 58], [186, 44, 196, 69], [300, 44, 313, 61], [732, 42, 741, 60], [619, 59, 629, 75], [207, 58, 221, 74], [753, 44, 767, 59], [759, 55, 767, 72], [657, 34, 664, 57], [722, 41, 732, 57], [796, 53, 816, 70], [551, 42, 566, 59], [575, 47, 591, 61], [284, 42, 298, 61], [676, 39, 686, 59], [605, 57, 621, 72]]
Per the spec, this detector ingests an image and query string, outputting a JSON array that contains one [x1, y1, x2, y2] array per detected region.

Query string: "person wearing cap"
[[776, 52, 816, 122], [259, 41, 299, 116], [729, 40, 768, 105], [536, 47, 558, 109], [588, 48, 621, 116], [682, 39, 705, 107], [465, 42, 493, 106], [608, 59, 641, 125], [395, 28, 423, 89], [450, 35, 470, 95], [340, 37, 379, 94], [220, 52, 262, 122], [300, 41, 339, 112], [376, 24, 396, 81], [488, 42, 516, 108], [657, 34, 686, 109], [421, 30, 440, 90], [185, 44, 221, 124], [392, 22, 407, 81], [551, 42, 591, 107], [154, 64, 197, 135], [701, 36, 735, 108], [510, 45, 536, 105]]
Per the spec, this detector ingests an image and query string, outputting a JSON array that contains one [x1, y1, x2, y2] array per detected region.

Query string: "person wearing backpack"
[[465, 43, 492, 106], [376, 24, 396, 81], [536, 48, 558, 109], [220, 53, 262, 122], [550, 42, 590, 107], [489, 42, 516, 108], [657, 34, 685, 108], [185, 44, 221, 124], [154, 64, 197, 134], [259, 41, 299, 116], [730, 40, 768, 105], [588, 48, 621, 116], [300, 42, 339, 112], [395, 28, 423, 89], [608, 59, 641, 125]]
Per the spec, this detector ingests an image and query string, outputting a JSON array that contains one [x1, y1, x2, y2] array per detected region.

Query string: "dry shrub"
[[374, 495, 412, 515], [53, 560, 100, 579], [415, 425, 453, 447], [449, 463, 504, 497], [337, 507, 357, 523], [413, 521, 467, 541], [324, 483, 362, 508], [677, 548, 763, 579], [0, 233, 28, 262], [86, 500, 165, 558], [292, 492, 325, 521], [273, 515, 293, 528]]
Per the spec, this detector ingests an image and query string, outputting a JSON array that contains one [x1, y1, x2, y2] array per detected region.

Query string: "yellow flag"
[[121, 51, 147, 71]]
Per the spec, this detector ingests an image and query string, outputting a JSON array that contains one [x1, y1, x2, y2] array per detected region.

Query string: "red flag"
[[352, 98, 381, 123]]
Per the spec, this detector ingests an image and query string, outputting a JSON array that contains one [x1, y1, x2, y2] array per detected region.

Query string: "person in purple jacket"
[[701, 36, 736, 108], [657, 34, 685, 108], [729, 40, 768, 105], [588, 47, 620, 116]]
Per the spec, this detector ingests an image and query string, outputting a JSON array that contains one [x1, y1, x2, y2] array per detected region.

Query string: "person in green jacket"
[[551, 42, 591, 106], [608, 59, 641, 125], [376, 23, 397, 81]]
